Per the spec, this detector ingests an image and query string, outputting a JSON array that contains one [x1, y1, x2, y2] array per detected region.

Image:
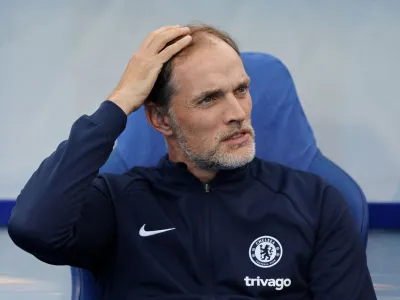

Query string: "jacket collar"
[[156, 154, 251, 191]]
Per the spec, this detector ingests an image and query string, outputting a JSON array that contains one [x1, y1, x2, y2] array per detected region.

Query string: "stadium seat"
[[70, 52, 369, 300]]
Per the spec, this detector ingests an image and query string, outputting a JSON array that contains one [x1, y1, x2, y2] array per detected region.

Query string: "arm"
[[8, 24, 193, 271], [8, 101, 126, 271], [310, 186, 377, 300]]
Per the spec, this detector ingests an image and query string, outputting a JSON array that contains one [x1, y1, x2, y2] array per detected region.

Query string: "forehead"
[[172, 40, 248, 93]]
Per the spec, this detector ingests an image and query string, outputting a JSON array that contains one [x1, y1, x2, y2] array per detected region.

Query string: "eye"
[[236, 85, 248, 94], [199, 96, 213, 104]]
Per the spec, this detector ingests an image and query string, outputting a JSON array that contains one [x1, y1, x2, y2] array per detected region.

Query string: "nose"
[[223, 94, 247, 125]]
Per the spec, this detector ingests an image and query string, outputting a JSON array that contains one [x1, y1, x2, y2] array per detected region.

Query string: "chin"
[[217, 143, 256, 169], [183, 139, 256, 171], [225, 139, 255, 154]]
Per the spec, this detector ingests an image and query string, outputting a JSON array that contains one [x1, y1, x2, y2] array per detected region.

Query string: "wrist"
[[90, 101, 128, 139], [107, 95, 132, 116]]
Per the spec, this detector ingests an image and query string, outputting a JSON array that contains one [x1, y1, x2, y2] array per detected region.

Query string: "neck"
[[167, 144, 217, 184]]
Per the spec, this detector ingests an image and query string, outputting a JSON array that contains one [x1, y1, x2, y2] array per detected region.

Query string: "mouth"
[[223, 130, 251, 141], [222, 130, 251, 146]]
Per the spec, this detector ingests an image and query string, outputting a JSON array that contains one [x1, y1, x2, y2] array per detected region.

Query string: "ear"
[[144, 103, 174, 136]]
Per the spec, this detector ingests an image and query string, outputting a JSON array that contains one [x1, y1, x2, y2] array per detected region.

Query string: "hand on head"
[[108, 25, 192, 115]]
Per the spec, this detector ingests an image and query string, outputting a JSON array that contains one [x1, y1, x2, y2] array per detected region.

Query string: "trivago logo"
[[244, 276, 291, 290]]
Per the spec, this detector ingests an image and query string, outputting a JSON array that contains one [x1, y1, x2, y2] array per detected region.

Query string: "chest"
[[110, 185, 316, 297]]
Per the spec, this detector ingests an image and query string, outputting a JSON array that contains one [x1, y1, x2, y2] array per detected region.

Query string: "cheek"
[[243, 96, 253, 117], [183, 115, 221, 142]]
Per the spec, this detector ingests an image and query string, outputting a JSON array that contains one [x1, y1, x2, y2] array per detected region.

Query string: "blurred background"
[[0, 0, 399, 299]]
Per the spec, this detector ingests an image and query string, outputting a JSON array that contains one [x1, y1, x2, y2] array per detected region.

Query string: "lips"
[[223, 130, 250, 141]]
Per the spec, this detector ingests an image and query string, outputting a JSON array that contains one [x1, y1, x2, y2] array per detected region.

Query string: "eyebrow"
[[189, 77, 251, 104]]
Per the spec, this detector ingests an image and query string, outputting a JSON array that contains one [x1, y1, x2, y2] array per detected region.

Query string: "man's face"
[[167, 38, 255, 170]]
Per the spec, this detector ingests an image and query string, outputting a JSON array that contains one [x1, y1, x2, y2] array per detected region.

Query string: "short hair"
[[146, 23, 241, 112]]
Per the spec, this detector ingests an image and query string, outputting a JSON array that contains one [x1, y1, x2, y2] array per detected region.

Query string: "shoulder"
[[98, 166, 161, 194], [249, 157, 328, 195], [249, 157, 340, 223]]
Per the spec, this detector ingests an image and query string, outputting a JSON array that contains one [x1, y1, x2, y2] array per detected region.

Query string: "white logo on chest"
[[244, 276, 291, 290], [249, 236, 283, 268], [139, 224, 175, 237]]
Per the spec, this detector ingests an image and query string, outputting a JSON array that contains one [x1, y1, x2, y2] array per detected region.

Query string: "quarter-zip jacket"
[[8, 101, 377, 299]]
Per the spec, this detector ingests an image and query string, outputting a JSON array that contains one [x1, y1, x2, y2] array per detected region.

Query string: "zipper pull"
[[204, 184, 210, 193]]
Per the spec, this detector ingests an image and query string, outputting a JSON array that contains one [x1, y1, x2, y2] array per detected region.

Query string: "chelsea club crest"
[[249, 236, 283, 268]]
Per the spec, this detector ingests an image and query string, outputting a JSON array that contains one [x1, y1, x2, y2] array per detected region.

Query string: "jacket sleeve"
[[310, 185, 377, 300], [8, 100, 127, 271]]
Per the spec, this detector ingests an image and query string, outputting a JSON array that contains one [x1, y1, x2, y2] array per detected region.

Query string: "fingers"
[[138, 25, 192, 64], [157, 35, 192, 63], [151, 27, 191, 53], [144, 26, 190, 54], [141, 25, 181, 49]]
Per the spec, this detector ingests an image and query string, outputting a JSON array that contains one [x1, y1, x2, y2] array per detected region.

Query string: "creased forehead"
[[171, 40, 245, 92]]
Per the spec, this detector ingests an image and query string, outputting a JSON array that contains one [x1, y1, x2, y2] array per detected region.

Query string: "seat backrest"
[[70, 52, 368, 300]]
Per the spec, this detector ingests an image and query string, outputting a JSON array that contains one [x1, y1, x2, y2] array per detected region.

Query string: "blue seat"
[[70, 52, 369, 300]]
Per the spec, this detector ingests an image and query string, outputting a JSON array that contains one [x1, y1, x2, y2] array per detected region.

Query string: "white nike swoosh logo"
[[139, 224, 176, 237]]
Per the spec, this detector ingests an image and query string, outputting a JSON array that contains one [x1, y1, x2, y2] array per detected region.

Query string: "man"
[[8, 24, 376, 299]]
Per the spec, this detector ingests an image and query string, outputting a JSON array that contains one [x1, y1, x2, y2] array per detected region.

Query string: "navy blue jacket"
[[8, 101, 376, 299]]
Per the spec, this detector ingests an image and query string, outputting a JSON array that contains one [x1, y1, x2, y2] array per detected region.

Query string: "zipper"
[[203, 183, 214, 298]]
